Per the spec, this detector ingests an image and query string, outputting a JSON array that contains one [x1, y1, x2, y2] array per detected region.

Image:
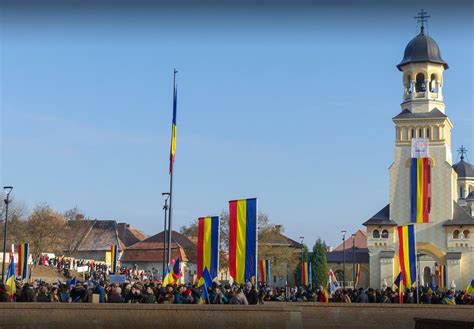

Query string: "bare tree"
[[0, 198, 28, 251]]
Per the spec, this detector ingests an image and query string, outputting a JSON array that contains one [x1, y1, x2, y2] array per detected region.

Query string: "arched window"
[[418, 128, 423, 138], [430, 74, 439, 92], [426, 128, 430, 139], [460, 187, 464, 198], [453, 230, 460, 239], [405, 75, 412, 93], [373, 230, 380, 239], [463, 230, 470, 239], [381, 230, 389, 239], [415, 73, 426, 92], [411, 129, 415, 139]]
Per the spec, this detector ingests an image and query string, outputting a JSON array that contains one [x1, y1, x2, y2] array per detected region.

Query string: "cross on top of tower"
[[414, 9, 430, 35], [457, 145, 468, 161]]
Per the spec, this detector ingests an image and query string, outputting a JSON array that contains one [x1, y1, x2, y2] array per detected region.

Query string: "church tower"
[[364, 12, 473, 290]]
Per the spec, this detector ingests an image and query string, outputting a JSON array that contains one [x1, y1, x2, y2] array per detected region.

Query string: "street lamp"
[[352, 233, 356, 287], [341, 230, 347, 289], [299, 236, 304, 285], [161, 192, 170, 278], [2, 186, 13, 282]]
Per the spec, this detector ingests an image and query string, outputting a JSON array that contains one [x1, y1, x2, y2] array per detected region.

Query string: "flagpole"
[[167, 69, 177, 267]]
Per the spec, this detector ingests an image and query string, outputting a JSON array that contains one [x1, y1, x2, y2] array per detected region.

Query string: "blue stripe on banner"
[[210, 216, 219, 279], [408, 225, 417, 283], [410, 158, 418, 222], [308, 262, 312, 285], [23, 244, 29, 279], [245, 198, 257, 282], [266, 260, 270, 283]]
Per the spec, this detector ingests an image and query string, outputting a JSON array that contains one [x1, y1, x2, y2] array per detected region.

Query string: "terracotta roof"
[[117, 223, 148, 247], [333, 230, 367, 251], [122, 230, 196, 263]]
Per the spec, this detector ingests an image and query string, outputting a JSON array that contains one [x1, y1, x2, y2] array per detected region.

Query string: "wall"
[[1, 303, 473, 329]]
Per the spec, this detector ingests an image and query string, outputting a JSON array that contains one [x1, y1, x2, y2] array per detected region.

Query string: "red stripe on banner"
[[17, 244, 22, 276], [397, 226, 407, 287], [423, 158, 430, 223], [197, 218, 204, 278], [229, 201, 237, 281], [259, 261, 264, 282]]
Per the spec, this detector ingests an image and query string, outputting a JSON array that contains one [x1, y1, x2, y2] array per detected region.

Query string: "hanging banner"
[[411, 138, 429, 158]]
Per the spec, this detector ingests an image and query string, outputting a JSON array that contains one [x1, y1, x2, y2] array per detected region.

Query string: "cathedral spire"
[[457, 145, 468, 161], [414, 9, 430, 35]]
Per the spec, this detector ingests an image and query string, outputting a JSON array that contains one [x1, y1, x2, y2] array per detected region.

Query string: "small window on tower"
[[426, 128, 430, 138], [430, 74, 438, 92], [381, 230, 389, 239], [460, 187, 464, 199], [418, 129, 423, 137], [453, 230, 460, 239], [415, 73, 426, 92], [411, 129, 415, 139], [373, 230, 380, 239]]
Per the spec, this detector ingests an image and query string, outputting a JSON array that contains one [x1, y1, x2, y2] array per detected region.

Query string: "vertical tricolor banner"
[[197, 216, 220, 280], [397, 225, 417, 288], [354, 263, 361, 288], [110, 245, 118, 274], [229, 198, 257, 284], [259, 260, 270, 284], [17, 243, 29, 280], [410, 138, 430, 223], [439, 265, 447, 289], [301, 261, 309, 286]]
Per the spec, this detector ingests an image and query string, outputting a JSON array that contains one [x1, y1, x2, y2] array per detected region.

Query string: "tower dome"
[[397, 28, 448, 71]]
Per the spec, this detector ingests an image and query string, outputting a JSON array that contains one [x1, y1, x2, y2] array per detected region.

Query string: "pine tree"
[[310, 238, 329, 288]]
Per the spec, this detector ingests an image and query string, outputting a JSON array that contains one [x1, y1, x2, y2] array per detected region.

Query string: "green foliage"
[[310, 238, 329, 287]]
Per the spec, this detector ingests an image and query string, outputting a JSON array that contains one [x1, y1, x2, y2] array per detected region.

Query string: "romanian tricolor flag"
[[259, 260, 270, 284], [110, 245, 118, 274], [354, 263, 361, 288], [410, 157, 430, 223], [169, 71, 178, 174], [17, 243, 29, 280], [229, 198, 257, 284], [197, 216, 219, 280], [397, 225, 417, 288], [301, 261, 311, 286], [439, 265, 447, 289], [6, 255, 16, 297]]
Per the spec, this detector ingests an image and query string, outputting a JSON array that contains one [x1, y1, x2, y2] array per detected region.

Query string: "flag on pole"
[[259, 260, 270, 284], [6, 255, 16, 297], [465, 279, 474, 295], [197, 216, 219, 280], [169, 72, 178, 174], [110, 245, 118, 274], [229, 198, 257, 284], [393, 272, 402, 287], [301, 261, 309, 286], [17, 243, 29, 280], [354, 263, 361, 288], [171, 258, 182, 281], [162, 265, 172, 286], [397, 225, 417, 288], [199, 268, 213, 304], [439, 265, 447, 289], [328, 269, 340, 293]]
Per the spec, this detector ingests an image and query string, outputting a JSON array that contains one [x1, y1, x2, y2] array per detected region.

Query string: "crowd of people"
[[1, 277, 472, 305]]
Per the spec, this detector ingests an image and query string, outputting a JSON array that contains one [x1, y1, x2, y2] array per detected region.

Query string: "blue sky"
[[1, 1, 472, 248]]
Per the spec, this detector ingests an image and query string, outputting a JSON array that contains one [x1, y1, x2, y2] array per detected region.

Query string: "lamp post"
[[352, 233, 356, 287], [341, 230, 347, 289], [2, 186, 13, 282], [161, 192, 170, 278], [300, 236, 304, 285]]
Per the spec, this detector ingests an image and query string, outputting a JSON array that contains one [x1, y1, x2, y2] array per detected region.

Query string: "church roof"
[[362, 204, 397, 226], [392, 108, 447, 120], [443, 202, 474, 226], [397, 29, 448, 71], [452, 159, 474, 178], [333, 230, 367, 251]]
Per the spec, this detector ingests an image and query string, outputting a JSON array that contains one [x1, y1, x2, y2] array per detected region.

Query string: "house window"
[[463, 230, 470, 239], [381, 230, 389, 239], [373, 230, 380, 239], [453, 230, 460, 239]]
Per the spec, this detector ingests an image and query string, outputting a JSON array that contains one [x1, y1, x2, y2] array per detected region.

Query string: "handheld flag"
[[201, 267, 213, 288], [172, 258, 182, 281], [393, 272, 402, 287], [110, 245, 118, 274], [197, 216, 220, 280], [162, 265, 172, 286], [259, 260, 270, 284], [229, 198, 257, 284], [328, 269, 340, 293], [69, 277, 77, 287], [17, 243, 29, 280], [465, 280, 474, 295], [169, 70, 178, 174], [6, 256, 16, 297], [397, 225, 417, 289]]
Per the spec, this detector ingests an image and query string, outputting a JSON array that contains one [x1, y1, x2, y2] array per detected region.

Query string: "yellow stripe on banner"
[[236, 200, 247, 283], [203, 216, 212, 273], [171, 125, 177, 156], [416, 159, 423, 223], [402, 227, 412, 287]]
